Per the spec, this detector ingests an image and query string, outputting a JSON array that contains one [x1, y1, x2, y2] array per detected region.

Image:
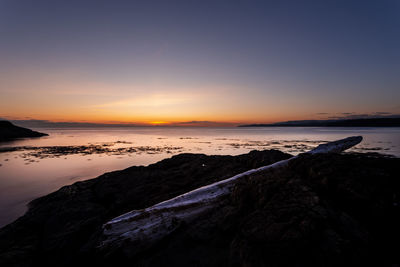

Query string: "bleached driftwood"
[[100, 136, 362, 248]]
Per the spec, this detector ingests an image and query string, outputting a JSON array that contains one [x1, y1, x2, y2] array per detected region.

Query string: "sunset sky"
[[1, 0, 399, 125]]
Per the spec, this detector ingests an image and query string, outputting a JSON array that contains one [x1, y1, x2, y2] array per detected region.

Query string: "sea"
[[0, 126, 399, 227]]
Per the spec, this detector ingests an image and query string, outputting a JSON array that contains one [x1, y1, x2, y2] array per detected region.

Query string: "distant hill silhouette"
[[239, 118, 400, 127], [0, 121, 48, 141]]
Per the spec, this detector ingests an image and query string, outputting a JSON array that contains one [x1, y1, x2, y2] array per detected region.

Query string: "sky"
[[0, 0, 399, 125]]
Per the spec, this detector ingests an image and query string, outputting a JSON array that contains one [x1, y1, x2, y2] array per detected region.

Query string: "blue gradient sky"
[[1, 0, 399, 125]]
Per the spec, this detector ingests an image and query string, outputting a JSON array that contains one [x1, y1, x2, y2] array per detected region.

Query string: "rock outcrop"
[[0, 121, 48, 141], [114, 152, 399, 267]]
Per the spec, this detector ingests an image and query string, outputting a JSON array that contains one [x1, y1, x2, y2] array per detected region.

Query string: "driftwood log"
[[100, 136, 362, 248]]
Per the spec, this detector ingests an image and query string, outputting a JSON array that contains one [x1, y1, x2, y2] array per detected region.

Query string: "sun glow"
[[150, 121, 170, 125]]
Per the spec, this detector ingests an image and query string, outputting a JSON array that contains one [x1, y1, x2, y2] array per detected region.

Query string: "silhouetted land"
[[0, 121, 48, 141], [239, 117, 400, 127], [0, 150, 398, 266]]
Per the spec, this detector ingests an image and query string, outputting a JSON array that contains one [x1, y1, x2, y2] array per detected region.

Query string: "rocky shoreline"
[[0, 149, 398, 266]]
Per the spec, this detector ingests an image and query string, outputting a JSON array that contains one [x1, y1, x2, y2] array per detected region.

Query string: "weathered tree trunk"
[[100, 136, 362, 248]]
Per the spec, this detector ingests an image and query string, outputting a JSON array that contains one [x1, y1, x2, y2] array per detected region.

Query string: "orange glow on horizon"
[[149, 121, 170, 125]]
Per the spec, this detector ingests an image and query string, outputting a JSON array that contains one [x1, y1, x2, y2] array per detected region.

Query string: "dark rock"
[[102, 153, 399, 267], [0, 121, 48, 141], [0, 149, 291, 266], [0, 151, 398, 266]]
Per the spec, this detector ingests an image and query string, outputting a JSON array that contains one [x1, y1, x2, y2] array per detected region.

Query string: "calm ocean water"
[[0, 126, 399, 227]]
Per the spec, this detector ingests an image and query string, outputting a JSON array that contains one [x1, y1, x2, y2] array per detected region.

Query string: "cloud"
[[3, 119, 143, 128], [327, 113, 399, 120], [373, 112, 392, 115], [172, 121, 238, 127], [315, 110, 400, 120], [92, 94, 193, 109]]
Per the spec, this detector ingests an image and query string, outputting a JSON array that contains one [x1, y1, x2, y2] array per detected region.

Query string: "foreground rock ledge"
[[100, 152, 399, 267]]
